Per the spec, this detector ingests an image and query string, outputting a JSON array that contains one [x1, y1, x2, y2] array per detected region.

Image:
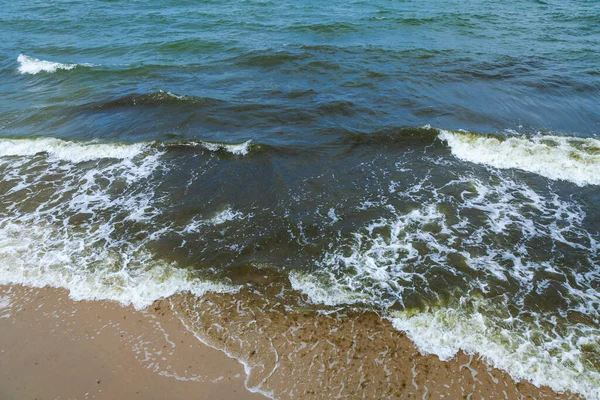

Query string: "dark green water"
[[1, 0, 599, 397]]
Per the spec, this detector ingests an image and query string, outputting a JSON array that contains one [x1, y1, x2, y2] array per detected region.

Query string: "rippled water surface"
[[1, 0, 600, 398]]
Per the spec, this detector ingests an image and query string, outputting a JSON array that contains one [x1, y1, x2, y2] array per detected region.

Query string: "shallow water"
[[1, 0, 599, 398]]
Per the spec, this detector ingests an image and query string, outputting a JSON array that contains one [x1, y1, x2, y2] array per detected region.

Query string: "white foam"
[[291, 204, 451, 309], [327, 208, 339, 224], [170, 139, 253, 156], [439, 130, 600, 186], [209, 208, 246, 225], [289, 271, 372, 307], [158, 90, 185, 100], [0, 295, 11, 319], [0, 137, 150, 163], [17, 54, 89, 75]]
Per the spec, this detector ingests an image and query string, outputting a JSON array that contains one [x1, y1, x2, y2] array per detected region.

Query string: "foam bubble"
[[439, 130, 600, 186], [17, 54, 89, 75], [0, 295, 11, 319], [0, 296, 10, 310]]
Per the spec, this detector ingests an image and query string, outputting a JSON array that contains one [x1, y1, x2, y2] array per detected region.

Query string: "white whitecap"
[[439, 130, 600, 186], [17, 54, 88, 75]]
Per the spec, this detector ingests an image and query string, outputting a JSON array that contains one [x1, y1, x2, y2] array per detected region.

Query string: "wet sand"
[[0, 284, 263, 400], [0, 283, 582, 399]]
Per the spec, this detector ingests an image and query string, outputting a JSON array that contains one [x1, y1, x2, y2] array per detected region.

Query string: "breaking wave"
[[439, 129, 600, 186], [390, 299, 600, 400], [0, 137, 254, 163], [2, 129, 599, 398]]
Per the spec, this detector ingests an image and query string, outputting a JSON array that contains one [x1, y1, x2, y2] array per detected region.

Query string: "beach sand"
[[0, 283, 581, 399]]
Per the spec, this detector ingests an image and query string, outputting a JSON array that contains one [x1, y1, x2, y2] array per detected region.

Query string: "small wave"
[[0, 137, 255, 163], [234, 50, 307, 68], [289, 22, 359, 34], [172, 140, 253, 156], [200, 140, 252, 156], [0, 137, 150, 163], [93, 91, 222, 109], [343, 126, 440, 148], [17, 54, 90, 75], [439, 130, 600, 186]]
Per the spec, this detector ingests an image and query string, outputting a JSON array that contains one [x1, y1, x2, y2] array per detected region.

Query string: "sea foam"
[[0, 222, 237, 309], [439, 130, 600, 186], [182, 207, 248, 234], [203, 140, 252, 155]]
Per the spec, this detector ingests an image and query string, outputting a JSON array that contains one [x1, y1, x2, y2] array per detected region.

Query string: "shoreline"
[[0, 283, 582, 399]]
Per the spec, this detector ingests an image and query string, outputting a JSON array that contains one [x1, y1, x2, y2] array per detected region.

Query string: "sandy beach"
[[0, 283, 581, 399]]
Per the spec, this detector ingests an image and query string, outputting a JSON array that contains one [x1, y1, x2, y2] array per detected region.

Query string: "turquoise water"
[[1, 0, 600, 398]]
